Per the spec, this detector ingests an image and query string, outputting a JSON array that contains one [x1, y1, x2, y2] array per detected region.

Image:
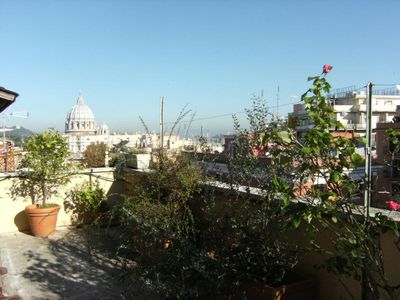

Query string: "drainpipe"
[[363, 82, 373, 219]]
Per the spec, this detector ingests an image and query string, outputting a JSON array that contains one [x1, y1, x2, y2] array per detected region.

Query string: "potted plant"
[[108, 141, 151, 170], [125, 147, 151, 170], [112, 152, 213, 298], [195, 96, 315, 299], [13, 130, 71, 237]]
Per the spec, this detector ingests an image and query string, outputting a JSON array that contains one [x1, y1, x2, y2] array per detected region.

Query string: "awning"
[[0, 87, 19, 112]]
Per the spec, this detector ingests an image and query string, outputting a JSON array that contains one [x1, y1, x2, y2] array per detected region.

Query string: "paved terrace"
[[0, 228, 157, 300]]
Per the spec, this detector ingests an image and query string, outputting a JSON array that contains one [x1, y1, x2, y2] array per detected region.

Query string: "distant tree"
[[83, 142, 106, 168]]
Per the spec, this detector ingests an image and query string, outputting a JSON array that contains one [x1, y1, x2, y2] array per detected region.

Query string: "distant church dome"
[[96, 122, 109, 135], [65, 95, 96, 135]]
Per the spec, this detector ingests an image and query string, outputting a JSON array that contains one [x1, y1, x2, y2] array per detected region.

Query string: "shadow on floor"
[[13, 210, 29, 232], [21, 228, 157, 300]]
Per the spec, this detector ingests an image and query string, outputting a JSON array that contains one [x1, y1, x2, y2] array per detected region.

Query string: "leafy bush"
[[199, 96, 302, 293], [65, 180, 107, 224], [112, 153, 221, 298]]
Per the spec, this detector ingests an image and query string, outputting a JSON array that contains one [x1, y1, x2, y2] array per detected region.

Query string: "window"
[[385, 101, 393, 106]]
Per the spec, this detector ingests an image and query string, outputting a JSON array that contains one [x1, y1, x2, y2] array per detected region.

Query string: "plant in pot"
[[124, 147, 150, 170], [197, 96, 314, 299], [12, 130, 71, 237], [111, 152, 223, 298], [109, 140, 151, 170]]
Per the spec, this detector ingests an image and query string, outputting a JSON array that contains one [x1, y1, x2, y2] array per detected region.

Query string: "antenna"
[[8, 111, 29, 118], [160, 96, 164, 149], [276, 86, 280, 117]]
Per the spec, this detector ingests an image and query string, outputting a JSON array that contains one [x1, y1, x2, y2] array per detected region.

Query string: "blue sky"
[[1, 0, 400, 135]]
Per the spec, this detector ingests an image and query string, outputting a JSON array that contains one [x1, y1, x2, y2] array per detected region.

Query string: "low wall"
[[0, 168, 122, 233], [120, 171, 400, 300]]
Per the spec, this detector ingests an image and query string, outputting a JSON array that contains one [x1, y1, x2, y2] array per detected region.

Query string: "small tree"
[[14, 130, 71, 207], [83, 142, 106, 168]]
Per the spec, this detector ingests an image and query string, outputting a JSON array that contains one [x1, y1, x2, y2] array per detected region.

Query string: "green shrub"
[[65, 180, 107, 224], [112, 153, 221, 298]]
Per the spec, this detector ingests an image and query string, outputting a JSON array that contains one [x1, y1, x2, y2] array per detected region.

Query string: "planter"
[[245, 278, 314, 300], [25, 204, 60, 237], [126, 154, 151, 170], [221, 278, 314, 300]]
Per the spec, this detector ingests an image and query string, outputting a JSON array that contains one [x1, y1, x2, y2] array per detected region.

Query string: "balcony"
[[353, 103, 397, 113]]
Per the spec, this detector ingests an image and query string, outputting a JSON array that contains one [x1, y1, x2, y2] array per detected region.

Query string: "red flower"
[[386, 200, 400, 211], [322, 64, 333, 74]]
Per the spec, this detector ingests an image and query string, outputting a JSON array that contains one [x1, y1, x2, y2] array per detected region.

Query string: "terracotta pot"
[[25, 204, 60, 237], [245, 279, 315, 300], [220, 278, 314, 300]]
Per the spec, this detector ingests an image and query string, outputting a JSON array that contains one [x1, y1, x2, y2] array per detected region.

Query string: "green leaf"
[[304, 212, 313, 224], [292, 218, 301, 229], [351, 152, 363, 164], [331, 171, 341, 182], [331, 216, 338, 223]]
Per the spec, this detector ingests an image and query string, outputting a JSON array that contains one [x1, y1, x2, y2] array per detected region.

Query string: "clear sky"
[[1, 0, 400, 136]]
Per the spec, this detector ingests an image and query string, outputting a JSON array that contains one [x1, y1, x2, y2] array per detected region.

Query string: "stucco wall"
[[0, 168, 122, 233], [120, 172, 400, 300]]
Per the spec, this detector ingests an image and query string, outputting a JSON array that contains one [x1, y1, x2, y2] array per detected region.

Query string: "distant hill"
[[6, 126, 35, 147]]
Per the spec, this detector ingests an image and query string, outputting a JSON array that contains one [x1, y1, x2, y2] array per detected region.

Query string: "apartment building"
[[291, 86, 400, 137]]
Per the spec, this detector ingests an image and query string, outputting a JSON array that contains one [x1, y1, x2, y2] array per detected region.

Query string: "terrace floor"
[[0, 228, 157, 300]]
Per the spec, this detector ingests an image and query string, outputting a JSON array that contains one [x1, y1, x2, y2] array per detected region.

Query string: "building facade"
[[291, 86, 400, 137]]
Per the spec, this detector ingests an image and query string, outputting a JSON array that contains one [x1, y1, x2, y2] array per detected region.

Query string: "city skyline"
[[1, 0, 400, 135]]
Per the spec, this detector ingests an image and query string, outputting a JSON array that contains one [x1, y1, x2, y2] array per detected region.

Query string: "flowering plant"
[[322, 64, 333, 74], [295, 66, 400, 299], [386, 200, 400, 211]]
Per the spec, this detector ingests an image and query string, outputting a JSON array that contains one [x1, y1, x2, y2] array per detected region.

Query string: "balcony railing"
[[328, 86, 400, 99], [296, 123, 367, 131]]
